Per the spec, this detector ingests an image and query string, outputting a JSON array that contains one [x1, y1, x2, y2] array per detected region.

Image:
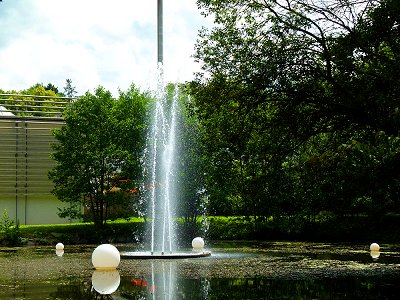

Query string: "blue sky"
[[0, 0, 212, 96]]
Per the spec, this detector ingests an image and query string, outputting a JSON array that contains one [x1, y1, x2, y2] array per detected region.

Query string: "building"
[[0, 94, 73, 224]]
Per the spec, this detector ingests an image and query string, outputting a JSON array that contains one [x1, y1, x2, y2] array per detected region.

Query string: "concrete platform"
[[120, 251, 211, 259]]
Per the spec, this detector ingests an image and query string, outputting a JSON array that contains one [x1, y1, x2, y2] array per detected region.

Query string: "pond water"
[[0, 241, 399, 299]]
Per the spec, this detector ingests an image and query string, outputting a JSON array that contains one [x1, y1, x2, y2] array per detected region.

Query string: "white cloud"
[[0, 0, 212, 96]]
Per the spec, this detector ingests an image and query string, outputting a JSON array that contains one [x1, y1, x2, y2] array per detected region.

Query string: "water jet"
[[120, 0, 210, 260]]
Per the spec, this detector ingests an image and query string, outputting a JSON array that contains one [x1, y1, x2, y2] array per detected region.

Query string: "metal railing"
[[0, 93, 73, 120]]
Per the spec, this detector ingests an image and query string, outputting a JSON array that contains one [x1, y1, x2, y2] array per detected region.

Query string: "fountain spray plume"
[[145, 0, 178, 255], [149, 0, 176, 253], [147, 67, 179, 255], [121, 0, 210, 259]]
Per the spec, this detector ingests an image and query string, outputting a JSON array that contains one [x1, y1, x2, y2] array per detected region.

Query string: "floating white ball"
[[192, 237, 205, 250], [92, 270, 120, 295], [56, 243, 64, 250], [370, 243, 380, 251], [92, 244, 120, 269]]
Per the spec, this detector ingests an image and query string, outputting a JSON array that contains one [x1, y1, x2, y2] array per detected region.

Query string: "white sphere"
[[370, 243, 380, 251], [192, 237, 205, 249], [92, 244, 120, 269], [92, 270, 120, 294], [56, 243, 64, 250]]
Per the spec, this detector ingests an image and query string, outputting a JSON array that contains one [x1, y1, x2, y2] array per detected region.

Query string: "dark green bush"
[[0, 210, 22, 246], [19, 220, 144, 245]]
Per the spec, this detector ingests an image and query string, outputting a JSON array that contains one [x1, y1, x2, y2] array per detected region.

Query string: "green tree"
[[1, 83, 64, 117], [49, 84, 152, 228], [63, 78, 77, 98], [169, 84, 209, 236], [45, 83, 60, 94], [0, 210, 21, 246], [190, 0, 400, 225]]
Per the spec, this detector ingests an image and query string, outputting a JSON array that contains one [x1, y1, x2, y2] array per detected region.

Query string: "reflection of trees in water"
[[49, 277, 96, 299], [25, 270, 400, 299], [120, 261, 210, 300], [122, 262, 177, 299], [48, 262, 207, 299]]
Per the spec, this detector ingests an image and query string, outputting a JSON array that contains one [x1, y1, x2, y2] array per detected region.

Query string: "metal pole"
[[157, 0, 163, 64]]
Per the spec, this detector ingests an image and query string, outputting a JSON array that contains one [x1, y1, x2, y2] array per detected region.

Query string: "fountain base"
[[120, 251, 211, 259]]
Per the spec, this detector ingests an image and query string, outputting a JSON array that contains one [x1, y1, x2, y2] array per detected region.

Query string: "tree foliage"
[[63, 78, 77, 98], [190, 0, 400, 227], [49, 85, 152, 228], [0, 83, 65, 116], [174, 84, 208, 227]]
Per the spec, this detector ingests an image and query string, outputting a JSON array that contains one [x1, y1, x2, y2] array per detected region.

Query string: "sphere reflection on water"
[[370, 250, 380, 260], [92, 270, 120, 295]]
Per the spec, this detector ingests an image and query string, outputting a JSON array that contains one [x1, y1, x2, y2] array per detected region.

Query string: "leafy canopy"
[[49, 84, 152, 227], [189, 0, 400, 221]]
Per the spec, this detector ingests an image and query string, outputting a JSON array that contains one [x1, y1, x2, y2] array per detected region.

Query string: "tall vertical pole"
[[157, 0, 163, 64]]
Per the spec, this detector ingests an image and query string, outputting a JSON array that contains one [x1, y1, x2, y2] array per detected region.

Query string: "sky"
[[0, 0, 212, 96]]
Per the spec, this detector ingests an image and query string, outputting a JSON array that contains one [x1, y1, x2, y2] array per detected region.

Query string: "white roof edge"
[[0, 105, 15, 116]]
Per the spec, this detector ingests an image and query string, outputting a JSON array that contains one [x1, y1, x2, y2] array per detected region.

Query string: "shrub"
[[0, 210, 22, 246]]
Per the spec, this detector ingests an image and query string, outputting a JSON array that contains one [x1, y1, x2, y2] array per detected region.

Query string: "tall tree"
[[172, 84, 208, 234], [190, 0, 400, 221], [63, 78, 77, 98], [49, 85, 152, 228], [45, 83, 59, 94]]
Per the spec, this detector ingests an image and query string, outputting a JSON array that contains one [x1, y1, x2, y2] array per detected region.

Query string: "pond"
[[0, 241, 399, 299]]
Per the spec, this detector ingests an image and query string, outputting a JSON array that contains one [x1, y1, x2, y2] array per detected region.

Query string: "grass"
[[16, 218, 145, 245]]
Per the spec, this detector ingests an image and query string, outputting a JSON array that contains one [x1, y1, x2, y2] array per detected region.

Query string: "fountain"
[[120, 0, 210, 259]]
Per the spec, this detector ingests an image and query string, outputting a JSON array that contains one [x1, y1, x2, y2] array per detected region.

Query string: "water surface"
[[1, 241, 399, 299]]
